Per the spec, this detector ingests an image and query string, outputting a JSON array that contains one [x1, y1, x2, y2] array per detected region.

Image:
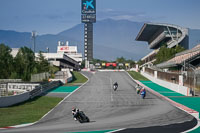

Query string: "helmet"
[[72, 107, 76, 111]]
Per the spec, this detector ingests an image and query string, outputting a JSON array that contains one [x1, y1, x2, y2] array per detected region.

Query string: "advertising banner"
[[82, 0, 96, 14]]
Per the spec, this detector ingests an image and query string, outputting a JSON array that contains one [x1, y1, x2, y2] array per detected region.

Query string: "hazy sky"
[[0, 0, 200, 35]]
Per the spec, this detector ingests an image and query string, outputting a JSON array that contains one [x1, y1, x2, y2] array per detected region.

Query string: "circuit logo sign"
[[82, 0, 96, 14]]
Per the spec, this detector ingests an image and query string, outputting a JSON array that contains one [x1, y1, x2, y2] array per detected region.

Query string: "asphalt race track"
[[0, 71, 197, 133]]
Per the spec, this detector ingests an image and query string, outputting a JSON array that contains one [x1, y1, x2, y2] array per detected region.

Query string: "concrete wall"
[[49, 69, 72, 84], [0, 81, 61, 107], [0, 92, 30, 107], [66, 69, 72, 83], [141, 70, 190, 96], [31, 72, 50, 82]]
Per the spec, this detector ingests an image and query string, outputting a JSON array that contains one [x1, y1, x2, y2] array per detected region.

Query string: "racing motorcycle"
[[75, 111, 90, 123], [113, 84, 118, 91], [141, 90, 146, 99], [113, 82, 118, 91]]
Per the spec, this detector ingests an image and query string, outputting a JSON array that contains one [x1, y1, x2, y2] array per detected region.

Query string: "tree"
[[14, 47, 36, 81], [36, 51, 49, 73], [154, 44, 185, 64], [116, 57, 126, 63], [0, 44, 13, 79]]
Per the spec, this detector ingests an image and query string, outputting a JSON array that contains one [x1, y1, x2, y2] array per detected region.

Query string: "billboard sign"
[[82, 0, 96, 14], [102, 63, 106, 66], [57, 46, 77, 53], [82, 14, 96, 23], [106, 63, 117, 67]]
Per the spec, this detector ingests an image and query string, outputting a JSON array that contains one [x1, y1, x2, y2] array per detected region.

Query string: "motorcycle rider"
[[136, 84, 141, 94], [140, 87, 146, 98], [72, 107, 79, 121], [114, 82, 118, 88]]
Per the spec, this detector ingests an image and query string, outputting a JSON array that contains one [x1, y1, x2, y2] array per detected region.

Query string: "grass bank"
[[67, 71, 88, 86], [128, 71, 149, 81], [0, 96, 63, 127]]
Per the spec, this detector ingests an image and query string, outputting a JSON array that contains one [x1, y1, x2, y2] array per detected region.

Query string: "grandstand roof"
[[135, 23, 188, 49], [136, 23, 163, 42]]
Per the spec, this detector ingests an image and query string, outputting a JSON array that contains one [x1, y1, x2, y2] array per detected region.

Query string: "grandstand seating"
[[157, 44, 200, 68]]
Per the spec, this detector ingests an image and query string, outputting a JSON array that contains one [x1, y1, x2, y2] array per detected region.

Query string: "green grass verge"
[[0, 96, 63, 127], [127, 71, 149, 81], [67, 71, 88, 86]]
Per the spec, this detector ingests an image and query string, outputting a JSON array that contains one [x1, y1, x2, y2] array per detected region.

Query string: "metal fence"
[[184, 71, 200, 90]]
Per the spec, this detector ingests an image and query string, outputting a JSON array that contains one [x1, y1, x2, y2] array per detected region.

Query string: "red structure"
[[106, 63, 117, 67]]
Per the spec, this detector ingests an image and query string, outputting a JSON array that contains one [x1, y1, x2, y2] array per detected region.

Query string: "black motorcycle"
[[113, 84, 118, 91], [113, 82, 118, 91], [75, 111, 90, 123]]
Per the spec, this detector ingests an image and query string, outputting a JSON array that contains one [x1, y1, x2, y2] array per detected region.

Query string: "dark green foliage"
[[154, 44, 185, 64], [36, 51, 50, 73], [0, 44, 13, 79], [137, 60, 144, 66], [116, 57, 135, 69], [14, 47, 36, 81], [0, 44, 52, 81], [116, 57, 126, 63]]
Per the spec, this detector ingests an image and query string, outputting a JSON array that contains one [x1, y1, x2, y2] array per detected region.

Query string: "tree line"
[[154, 44, 185, 64], [0, 43, 57, 81]]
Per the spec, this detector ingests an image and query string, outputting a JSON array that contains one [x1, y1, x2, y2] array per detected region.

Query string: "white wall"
[[141, 70, 190, 96], [49, 69, 72, 84]]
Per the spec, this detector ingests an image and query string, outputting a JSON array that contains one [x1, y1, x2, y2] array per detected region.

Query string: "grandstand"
[[136, 23, 189, 66], [157, 44, 200, 70]]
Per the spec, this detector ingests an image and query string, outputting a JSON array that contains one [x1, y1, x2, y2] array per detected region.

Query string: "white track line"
[[126, 71, 199, 132], [183, 120, 200, 133], [39, 73, 89, 120], [106, 128, 126, 133], [5, 72, 89, 129]]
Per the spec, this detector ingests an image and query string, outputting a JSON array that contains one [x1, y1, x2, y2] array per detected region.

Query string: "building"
[[157, 44, 200, 70], [11, 41, 82, 70], [136, 23, 189, 66], [57, 41, 83, 64], [35, 41, 82, 70]]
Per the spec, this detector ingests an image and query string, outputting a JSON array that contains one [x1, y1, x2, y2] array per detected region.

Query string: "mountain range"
[[0, 19, 200, 61]]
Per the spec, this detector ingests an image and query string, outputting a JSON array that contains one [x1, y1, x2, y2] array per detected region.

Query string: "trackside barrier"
[[0, 92, 30, 107], [0, 81, 62, 107], [49, 69, 72, 84], [126, 72, 199, 120], [141, 70, 190, 96]]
